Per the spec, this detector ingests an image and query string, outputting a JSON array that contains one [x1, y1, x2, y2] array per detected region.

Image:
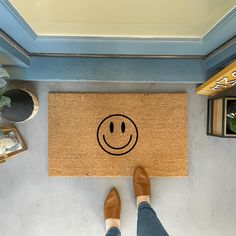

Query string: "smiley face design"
[[97, 114, 138, 156]]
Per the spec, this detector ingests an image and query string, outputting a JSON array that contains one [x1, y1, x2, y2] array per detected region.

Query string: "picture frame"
[[0, 126, 27, 164]]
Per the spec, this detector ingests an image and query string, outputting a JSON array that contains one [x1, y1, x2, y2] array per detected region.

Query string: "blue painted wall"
[[5, 56, 205, 83]]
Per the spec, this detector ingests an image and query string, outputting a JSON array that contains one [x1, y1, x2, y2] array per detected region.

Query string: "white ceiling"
[[10, 0, 236, 37]]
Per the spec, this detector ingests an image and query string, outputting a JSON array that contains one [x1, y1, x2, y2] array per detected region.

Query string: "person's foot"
[[133, 166, 151, 207], [104, 188, 121, 231]]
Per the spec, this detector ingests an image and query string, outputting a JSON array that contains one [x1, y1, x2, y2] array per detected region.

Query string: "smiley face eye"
[[110, 122, 114, 133], [121, 122, 125, 133]]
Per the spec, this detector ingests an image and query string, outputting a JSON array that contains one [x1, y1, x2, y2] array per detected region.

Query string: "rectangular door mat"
[[48, 93, 188, 176]]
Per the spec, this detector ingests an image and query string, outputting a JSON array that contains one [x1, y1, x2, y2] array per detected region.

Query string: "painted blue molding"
[[5, 56, 205, 83], [205, 37, 236, 70], [32, 36, 204, 55], [204, 37, 236, 79], [202, 7, 236, 55], [0, 30, 30, 66], [0, 0, 36, 39], [0, 0, 36, 52], [0, 0, 236, 56]]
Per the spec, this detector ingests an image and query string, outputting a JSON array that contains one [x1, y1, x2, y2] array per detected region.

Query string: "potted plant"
[[0, 65, 39, 122], [207, 96, 236, 137], [227, 100, 236, 134], [0, 66, 11, 119]]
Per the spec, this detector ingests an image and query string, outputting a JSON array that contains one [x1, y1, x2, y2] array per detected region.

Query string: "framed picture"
[[0, 126, 27, 164]]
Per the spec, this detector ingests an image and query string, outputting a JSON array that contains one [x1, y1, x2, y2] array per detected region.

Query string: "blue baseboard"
[[5, 56, 205, 83]]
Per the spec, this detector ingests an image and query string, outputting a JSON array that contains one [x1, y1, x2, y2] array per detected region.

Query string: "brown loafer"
[[133, 166, 151, 197], [104, 188, 121, 219]]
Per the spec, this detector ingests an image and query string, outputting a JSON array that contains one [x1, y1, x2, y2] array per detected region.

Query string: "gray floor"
[[0, 81, 236, 236]]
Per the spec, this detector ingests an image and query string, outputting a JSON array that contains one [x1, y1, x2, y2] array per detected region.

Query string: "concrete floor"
[[0, 81, 236, 236]]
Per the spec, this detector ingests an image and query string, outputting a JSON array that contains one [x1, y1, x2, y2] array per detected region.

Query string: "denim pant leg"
[[105, 227, 121, 236], [137, 202, 169, 236]]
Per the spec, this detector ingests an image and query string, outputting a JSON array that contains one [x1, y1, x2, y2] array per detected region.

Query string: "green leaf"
[[0, 66, 9, 78], [1, 96, 11, 107], [0, 95, 11, 110], [0, 78, 7, 92], [229, 118, 236, 133], [0, 129, 4, 138]]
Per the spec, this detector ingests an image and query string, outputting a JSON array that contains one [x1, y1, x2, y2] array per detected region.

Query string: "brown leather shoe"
[[104, 188, 121, 219], [133, 166, 151, 197]]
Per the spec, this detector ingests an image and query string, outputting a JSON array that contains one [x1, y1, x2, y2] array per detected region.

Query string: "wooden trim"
[[196, 60, 236, 96]]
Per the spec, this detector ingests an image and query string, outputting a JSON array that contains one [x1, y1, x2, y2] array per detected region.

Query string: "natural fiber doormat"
[[48, 93, 188, 176]]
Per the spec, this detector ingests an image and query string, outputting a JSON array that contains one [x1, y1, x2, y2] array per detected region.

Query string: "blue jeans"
[[105, 202, 169, 236]]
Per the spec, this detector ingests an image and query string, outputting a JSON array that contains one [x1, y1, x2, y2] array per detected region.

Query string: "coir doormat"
[[48, 93, 188, 176]]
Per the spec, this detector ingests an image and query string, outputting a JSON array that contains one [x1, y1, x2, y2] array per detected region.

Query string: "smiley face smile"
[[103, 134, 132, 150], [97, 114, 138, 156]]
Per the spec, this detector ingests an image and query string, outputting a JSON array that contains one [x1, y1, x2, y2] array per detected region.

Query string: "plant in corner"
[[227, 101, 236, 134], [0, 66, 11, 120], [0, 65, 39, 123]]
